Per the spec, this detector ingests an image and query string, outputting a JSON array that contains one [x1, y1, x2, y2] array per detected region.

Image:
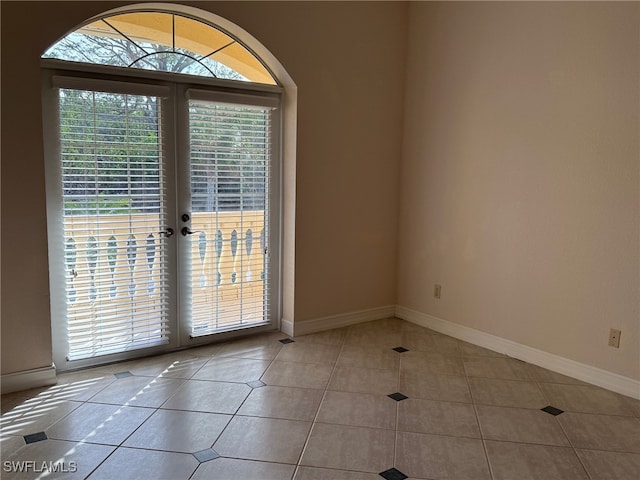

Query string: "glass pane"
[[174, 15, 233, 56], [131, 51, 214, 76], [43, 20, 146, 67], [59, 89, 170, 360], [107, 12, 174, 50], [44, 11, 277, 84], [209, 42, 275, 85], [188, 100, 271, 335]]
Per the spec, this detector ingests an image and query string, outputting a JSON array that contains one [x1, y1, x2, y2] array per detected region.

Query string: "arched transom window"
[[43, 11, 277, 84]]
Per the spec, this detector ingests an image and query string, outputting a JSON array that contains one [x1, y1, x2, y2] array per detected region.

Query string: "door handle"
[[181, 227, 203, 236], [159, 228, 174, 237]]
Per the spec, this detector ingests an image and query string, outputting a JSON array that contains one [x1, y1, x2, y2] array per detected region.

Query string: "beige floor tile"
[[87, 376, 185, 408], [214, 416, 311, 464], [399, 370, 471, 403], [540, 383, 636, 416], [576, 449, 640, 480], [87, 447, 199, 480], [396, 431, 490, 480], [316, 391, 396, 429], [463, 357, 534, 381], [300, 423, 394, 473], [114, 350, 199, 371], [193, 458, 296, 480], [485, 440, 589, 480], [126, 356, 208, 379], [344, 327, 402, 349], [400, 351, 465, 376], [349, 318, 404, 333], [48, 376, 118, 402], [161, 380, 251, 414], [527, 365, 589, 386], [397, 398, 480, 437], [0, 435, 25, 460], [293, 328, 348, 345], [124, 409, 230, 453], [3, 439, 114, 480], [2, 388, 54, 415], [56, 363, 123, 379], [400, 321, 441, 336], [261, 361, 333, 389], [328, 366, 398, 395], [213, 332, 285, 360], [294, 466, 381, 479], [46, 402, 153, 445], [215, 342, 283, 361], [337, 345, 401, 370], [476, 404, 569, 446], [458, 341, 506, 358], [188, 342, 227, 357], [193, 357, 270, 383], [558, 412, 640, 453], [468, 377, 547, 408], [1, 398, 82, 437], [620, 394, 640, 418], [237, 386, 323, 421], [401, 331, 460, 355], [55, 366, 119, 387], [275, 342, 341, 365]]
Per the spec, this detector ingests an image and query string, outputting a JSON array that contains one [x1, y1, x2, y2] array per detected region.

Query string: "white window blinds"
[[59, 88, 170, 360], [187, 99, 273, 336]]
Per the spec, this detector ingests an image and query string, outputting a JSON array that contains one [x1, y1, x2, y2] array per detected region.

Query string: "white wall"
[[398, 2, 640, 381]]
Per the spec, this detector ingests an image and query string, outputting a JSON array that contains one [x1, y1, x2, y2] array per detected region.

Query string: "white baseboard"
[[395, 305, 640, 400], [281, 318, 294, 337], [291, 305, 396, 337], [1, 364, 57, 394]]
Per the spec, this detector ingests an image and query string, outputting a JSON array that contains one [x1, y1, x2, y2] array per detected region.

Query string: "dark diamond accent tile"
[[392, 347, 409, 353], [388, 392, 409, 402], [24, 432, 48, 444], [379, 467, 408, 480], [541, 405, 564, 416], [114, 371, 133, 379], [279, 338, 295, 344], [247, 380, 266, 389], [193, 448, 220, 463]]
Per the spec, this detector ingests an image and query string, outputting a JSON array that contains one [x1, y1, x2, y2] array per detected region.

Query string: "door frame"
[[42, 61, 283, 371], [175, 85, 283, 348]]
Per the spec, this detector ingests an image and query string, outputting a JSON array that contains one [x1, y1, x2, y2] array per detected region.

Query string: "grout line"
[[393, 349, 402, 468], [204, 339, 285, 453], [532, 372, 595, 479], [463, 356, 496, 480], [293, 331, 348, 473], [551, 409, 595, 479]]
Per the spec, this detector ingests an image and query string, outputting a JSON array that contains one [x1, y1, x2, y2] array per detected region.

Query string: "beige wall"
[[398, 2, 640, 380], [1, 1, 407, 374], [3, 0, 638, 384]]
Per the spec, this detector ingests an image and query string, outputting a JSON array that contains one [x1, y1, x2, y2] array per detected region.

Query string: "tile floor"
[[1, 318, 639, 479]]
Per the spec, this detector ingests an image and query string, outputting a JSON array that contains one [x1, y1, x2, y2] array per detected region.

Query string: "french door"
[[45, 74, 281, 370]]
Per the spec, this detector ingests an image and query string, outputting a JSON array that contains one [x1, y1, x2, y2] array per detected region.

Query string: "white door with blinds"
[[179, 91, 279, 340], [45, 76, 280, 370]]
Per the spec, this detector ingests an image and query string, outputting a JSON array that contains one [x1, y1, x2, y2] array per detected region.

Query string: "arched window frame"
[[40, 3, 297, 369], [42, 8, 280, 85]]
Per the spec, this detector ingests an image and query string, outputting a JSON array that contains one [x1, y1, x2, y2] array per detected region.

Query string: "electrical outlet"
[[608, 328, 621, 348], [434, 284, 441, 299]]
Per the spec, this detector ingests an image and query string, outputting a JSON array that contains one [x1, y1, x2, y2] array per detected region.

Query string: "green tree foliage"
[[60, 88, 161, 215]]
